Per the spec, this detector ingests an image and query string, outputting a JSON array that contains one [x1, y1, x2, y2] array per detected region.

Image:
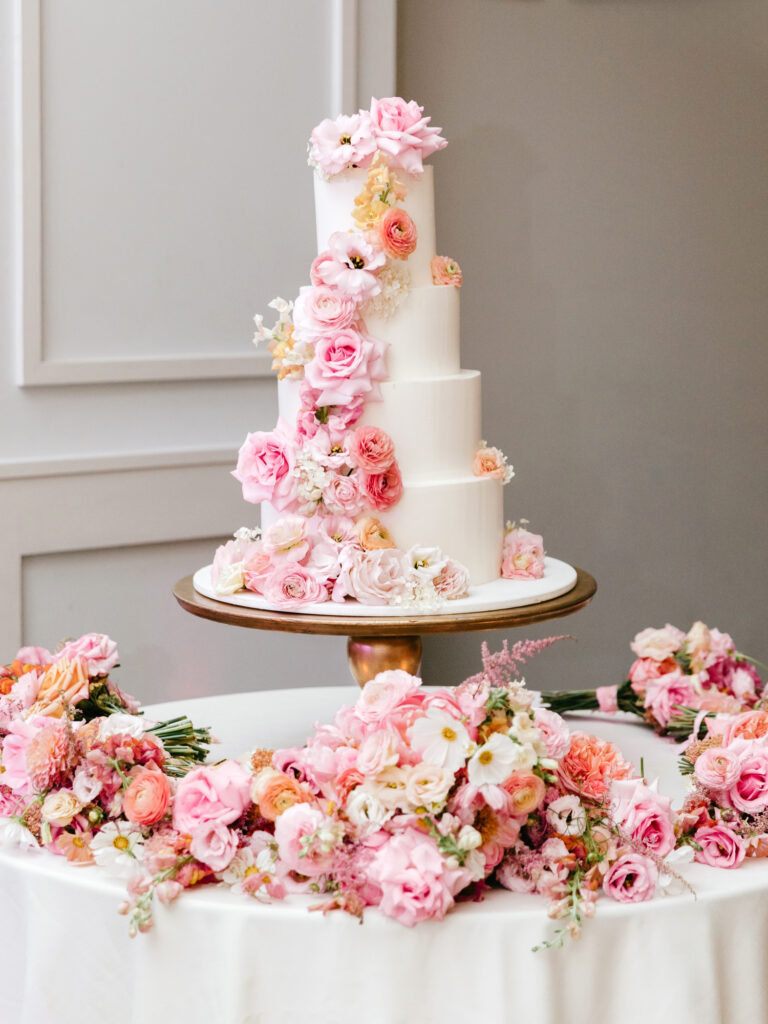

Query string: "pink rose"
[[322, 232, 386, 301], [232, 418, 297, 511], [304, 328, 388, 408], [630, 625, 685, 661], [694, 824, 746, 868], [274, 803, 338, 877], [430, 255, 462, 287], [378, 207, 418, 260], [348, 425, 396, 473], [242, 548, 274, 594], [262, 563, 328, 608], [56, 633, 119, 677], [172, 761, 251, 834], [367, 829, 456, 926], [189, 821, 238, 872], [292, 286, 358, 343], [693, 746, 741, 790], [361, 463, 403, 512], [322, 472, 366, 518], [602, 853, 658, 903], [334, 547, 409, 605], [500, 527, 545, 581], [533, 707, 571, 760], [432, 559, 470, 600], [368, 97, 447, 176], [309, 111, 377, 176], [727, 744, 768, 813], [643, 670, 697, 729]]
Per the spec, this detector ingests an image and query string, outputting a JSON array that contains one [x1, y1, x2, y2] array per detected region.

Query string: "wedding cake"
[[201, 99, 574, 613]]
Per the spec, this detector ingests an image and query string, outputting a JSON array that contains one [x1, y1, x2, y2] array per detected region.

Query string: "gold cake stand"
[[173, 569, 597, 687]]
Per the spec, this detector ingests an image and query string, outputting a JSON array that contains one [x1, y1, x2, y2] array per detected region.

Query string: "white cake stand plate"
[[192, 557, 578, 618]]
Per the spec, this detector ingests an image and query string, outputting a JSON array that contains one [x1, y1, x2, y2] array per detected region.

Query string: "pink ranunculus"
[[602, 853, 658, 903], [322, 472, 366, 518], [189, 821, 239, 872], [430, 255, 462, 287], [643, 670, 697, 729], [309, 111, 377, 177], [262, 563, 327, 608], [368, 97, 448, 176], [630, 624, 685, 662], [533, 707, 571, 760], [292, 286, 358, 343], [232, 418, 297, 511], [432, 559, 470, 600], [56, 633, 119, 677], [348, 425, 396, 473], [172, 761, 251, 834], [334, 547, 409, 606], [694, 824, 746, 868], [304, 327, 388, 408], [322, 232, 386, 301], [727, 744, 768, 814], [378, 207, 418, 260], [693, 746, 742, 791], [360, 463, 403, 512], [310, 251, 337, 288], [274, 803, 338, 877], [500, 527, 545, 581], [367, 829, 456, 926]]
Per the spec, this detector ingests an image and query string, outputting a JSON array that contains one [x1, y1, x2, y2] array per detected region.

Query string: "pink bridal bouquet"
[[545, 621, 765, 740]]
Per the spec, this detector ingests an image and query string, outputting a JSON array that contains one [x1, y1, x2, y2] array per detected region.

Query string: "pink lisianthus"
[[262, 563, 327, 608], [630, 624, 685, 662], [500, 527, 545, 581], [348, 425, 396, 473], [322, 232, 386, 301], [232, 418, 297, 511], [304, 539, 343, 582], [367, 829, 457, 926], [172, 761, 251, 834], [305, 427, 352, 472], [432, 559, 470, 600], [610, 778, 675, 857], [57, 633, 119, 677], [360, 463, 403, 512], [430, 255, 462, 287], [334, 547, 410, 605], [602, 853, 658, 903], [378, 207, 418, 260], [274, 803, 341, 877], [189, 822, 239, 872], [642, 670, 697, 729], [368, 97, 447, 176], [309, 111, 377, 176], [322, 472, 366, 518], [304, 327, 388, 408], [292, 286, 358, 343], [694, 824, 746, 868], [725, 742, 768, 814]]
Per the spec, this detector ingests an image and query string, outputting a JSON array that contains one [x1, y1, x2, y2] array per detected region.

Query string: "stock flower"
[[408, 707, 473, 774]]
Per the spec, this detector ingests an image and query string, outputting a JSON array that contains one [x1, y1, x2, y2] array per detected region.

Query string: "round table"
[[1, 687, 766, 1024]]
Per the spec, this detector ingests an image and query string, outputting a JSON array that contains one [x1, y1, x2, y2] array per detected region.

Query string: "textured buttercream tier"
[[362, 283, 460, 380], [314, 166, 436, 287]]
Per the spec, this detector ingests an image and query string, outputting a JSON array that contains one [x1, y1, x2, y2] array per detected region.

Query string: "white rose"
[[403, 763, 454, 810], [41, 790, 83, 827], [98, 713, 147, 740], [214, 562, 245, 595], [336, 548, 410, 605]]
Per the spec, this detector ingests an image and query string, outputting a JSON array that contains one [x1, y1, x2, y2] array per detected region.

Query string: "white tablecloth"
[[2, 687, 767, 1024]]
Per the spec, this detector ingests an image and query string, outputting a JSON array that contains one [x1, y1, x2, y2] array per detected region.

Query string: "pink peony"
[[602, 853, 658, 903], [500, 527, 545, 581], [304, 327, 388, 408], [368, 97, 447, 176], [189, 822, 239, 872], [322, 232, 386, 301], [630, 625, 685, 662], [378, 207, 418, 260], [430, 255, 462, 287], [172, 761, 251, 834], [322, 472, 367, 518], [360, 463, 403, 512], [292, 286, 358, 343], [367, 829, 457, 926], [232, 418, 297, 511], [694, 824, 746, 868], [262, 563, 328, 608], [309, 111, 377, 176], [334, 547, 410, 605], [348, 425, 396, 473], [2, 716, 51, 794], [432, 559, 470, 600], [57, 633, 119, 677]]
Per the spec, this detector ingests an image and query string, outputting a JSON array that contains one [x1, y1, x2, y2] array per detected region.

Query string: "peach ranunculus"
[[473, 445, 507, 480], [123, 769, 173, 826], [349, 425, 396, 473], [431, 255, 462, 287], [378, 207, 418, 260], [502, 771, 546, 817], [28, 658, 90, 718], [251, 767, 315, 821], [357, 516, 396, 550], [557, 731, 634, 801]]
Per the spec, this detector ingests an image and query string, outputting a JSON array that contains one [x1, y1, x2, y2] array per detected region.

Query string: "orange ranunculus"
[[123, 769, 172, 826], [251, 768, 314, 821]]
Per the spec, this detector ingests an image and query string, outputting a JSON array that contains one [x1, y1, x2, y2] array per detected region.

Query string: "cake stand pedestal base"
[[347, 635, 422, 688]]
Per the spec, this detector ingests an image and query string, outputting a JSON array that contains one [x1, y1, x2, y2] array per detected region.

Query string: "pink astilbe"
[[463, 636, 573, 690]]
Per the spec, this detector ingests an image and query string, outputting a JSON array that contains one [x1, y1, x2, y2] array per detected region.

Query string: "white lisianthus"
[[408, 708, 474, 774], [90, 822, 144, 877], [345, 789, 393, 830], [403, 763, 454, 812], [41, 790, 83, 828], [467, 732, 522, 786], [546, 794, 587, 836], [214, 562, 245, 596], [405, 545, 449, 582], [658, 845, 695, 895]]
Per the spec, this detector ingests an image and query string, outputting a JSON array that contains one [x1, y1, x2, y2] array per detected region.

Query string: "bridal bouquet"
[[545, 621, 764, 739]]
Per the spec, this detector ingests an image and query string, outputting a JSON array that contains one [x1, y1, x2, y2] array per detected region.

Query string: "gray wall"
[[400, 0, 768, 690]]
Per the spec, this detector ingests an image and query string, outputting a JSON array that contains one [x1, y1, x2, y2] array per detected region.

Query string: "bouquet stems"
[[544, 679, 642, 717]]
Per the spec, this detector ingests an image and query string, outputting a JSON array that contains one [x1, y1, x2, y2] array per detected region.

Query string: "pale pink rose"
[[309, 111, 377, 176], [242, 548, 274, 594], [348, 425, 396, 473], [57, 633, 119, 677], [694, 824, 746, 868], [322, 232, 386, 301], [263, 516, 310, 563], [378, 207, 418, 260], [533, 707, 571, 760], [274, 803, 338, 877], [14, 645, 54, 666], [292, 286, 358, 343], [304, 539, 342, 582], [172, 761, 251, 834], [643, 670, 697, 728], [500, 527, 545, 581], [262, 563, 328, 608], [309, 251, 337, 288], [430, 255, 462, 287], [322, 472, 366, 518], [189, 822, 238, 872], [367, 829, 456, 926], [602, 853, 658, 903], [361, 464, 403, 512], [368, 97, 447, 176], [334, 547, 409, 605], [232, 418, 297, 511], [727, 744, 768, 813], [355, 670, 423, 723], [432, 559, 470, 600], [304, 328, 388, 408], [356, 729, 401, 775], [630, 625, 685, 662], [693, 746, 741, 790], [473, 446, 507, 479]]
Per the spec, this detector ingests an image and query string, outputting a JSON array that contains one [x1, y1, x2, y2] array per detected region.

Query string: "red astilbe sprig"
[[463, 636, 573, 690]]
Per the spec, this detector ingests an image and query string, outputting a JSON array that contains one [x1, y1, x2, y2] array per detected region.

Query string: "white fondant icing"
[[362, 284, 460, 380]]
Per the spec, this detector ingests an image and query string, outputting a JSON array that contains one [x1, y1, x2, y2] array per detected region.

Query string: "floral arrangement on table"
[[545, 621, 765, 740], [207, 97, 518, 612]]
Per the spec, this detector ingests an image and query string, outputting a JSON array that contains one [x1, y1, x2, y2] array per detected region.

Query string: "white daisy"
[[90, 821, 144, 877], [467, 732, 522, 786], [408, 708, 474, 774]]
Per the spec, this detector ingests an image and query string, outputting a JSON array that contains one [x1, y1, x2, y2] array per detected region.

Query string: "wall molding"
[[0, 446, 238, 481]]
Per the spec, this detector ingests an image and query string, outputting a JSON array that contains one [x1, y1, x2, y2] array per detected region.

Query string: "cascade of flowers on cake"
[[211, 98, 529, 611]]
